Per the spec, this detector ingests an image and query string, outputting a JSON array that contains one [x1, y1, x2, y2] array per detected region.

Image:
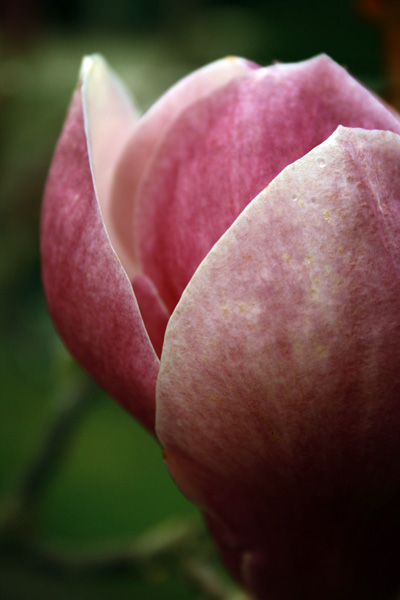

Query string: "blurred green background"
[[0, 0, 393, 598]]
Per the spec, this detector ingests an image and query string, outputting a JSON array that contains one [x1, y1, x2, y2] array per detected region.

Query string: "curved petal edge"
[[157, 126, 400, 595], [41, 66, 159, 433]]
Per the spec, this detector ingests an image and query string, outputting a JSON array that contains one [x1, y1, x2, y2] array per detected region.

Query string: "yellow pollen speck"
[[236, 301, 259, 314], [270, 429, 280, 440], [323, 210, 332, 222], [283, 253, 292, 264], [316, 345, 327, 356], [304, 254, 314, 265], [221, 305, 230, 316], [259, 414, 280, 440], [86, 271, 97, 281]]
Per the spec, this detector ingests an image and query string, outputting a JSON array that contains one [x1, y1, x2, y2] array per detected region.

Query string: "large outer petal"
[[110, 56, 257, 278], [41, 64, 159, 433], [157, 128, 400, 598], [136, 55, 400, 311]]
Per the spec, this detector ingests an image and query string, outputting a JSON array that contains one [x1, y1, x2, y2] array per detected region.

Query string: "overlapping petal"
[[135, 55, 400, 311], [79, 55, 140, 273], [157, 127, 400, 596], [110, 56, 257, 278], [41, 58, 160, 432], [42, 51, 400, 598]]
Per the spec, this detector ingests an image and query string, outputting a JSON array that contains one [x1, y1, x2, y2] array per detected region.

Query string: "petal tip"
[[80, 54, 107, 81]]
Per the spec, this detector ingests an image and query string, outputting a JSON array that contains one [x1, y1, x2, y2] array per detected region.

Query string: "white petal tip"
[[80, 54, 108, 83]]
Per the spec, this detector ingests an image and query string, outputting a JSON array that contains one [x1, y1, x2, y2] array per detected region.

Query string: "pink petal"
[[110, 56, 257, 278], [41, 60, 159, 433], [136, 54, 400, 312], [157, 127, 400, 595], [80, 55, 140, 275], [132, 274, 169, 359]]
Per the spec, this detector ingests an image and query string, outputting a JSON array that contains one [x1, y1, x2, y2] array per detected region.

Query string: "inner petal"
[[134, 55, 400, 312]]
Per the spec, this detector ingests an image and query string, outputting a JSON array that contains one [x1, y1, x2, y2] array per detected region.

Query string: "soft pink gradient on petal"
[[79, 56, 172, 350], [157, 127, 400, 597], [136, 54, 400, 311], [110, 56, 258, 278], [132, 274, 169, 359], [81, 55, 140, 275], [41, 82, 159, 433]]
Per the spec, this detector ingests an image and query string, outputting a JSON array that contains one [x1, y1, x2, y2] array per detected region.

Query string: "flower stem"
[[18, 376, 97, 510], [0, 374, 97, 539], [0, 373, 250, 599]]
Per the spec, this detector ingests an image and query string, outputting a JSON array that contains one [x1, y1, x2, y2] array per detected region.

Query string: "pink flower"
[[41, 54, 400, 599]]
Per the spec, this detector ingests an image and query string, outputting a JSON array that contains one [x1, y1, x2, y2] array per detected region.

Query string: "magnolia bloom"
[[42, 54, 400, 599]]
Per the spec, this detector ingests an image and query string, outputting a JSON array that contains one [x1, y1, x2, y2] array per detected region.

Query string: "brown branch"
[[181, 557, 251, 600], [0, 373, 250, 599], [17, 376, 98, 509], [0, 374, 98, 541], [0, 516, 249, 600]]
